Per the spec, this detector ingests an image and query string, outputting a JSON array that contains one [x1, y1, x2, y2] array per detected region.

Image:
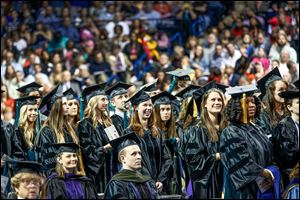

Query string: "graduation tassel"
[[123, 110, 127, 129], [37, 110, 41, 131], [14, 101, 20, 126], [79, 96, 84, 120], [192, 98, 198, 118], [168, 76, 177, 93], [77, 149, 86, 176], [241, 93, 248, 124]]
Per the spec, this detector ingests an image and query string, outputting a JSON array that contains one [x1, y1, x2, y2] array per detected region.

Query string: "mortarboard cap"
[[257, 67, 282, 96], [151, 91, 177, 106], [46, 142, 80, 154], [193, 81, 228, 101], [166, 69, 194, 81], [141, 80, 158, 92], [279, 88, 299, 99], [109, 132, 140, 154], [15, 95, 40, 108], [175, 84, 201, 99], [293, 79, 299, 89], [226, 85, 259, 98], [82, 83, 107, 103], [126, 88, 151, 106], [17, 82, 42, 95], [6, 160, 44, 176], [63, 88, 78, 100], [106, 82, 133, 99], [39, 84, 63, 116]]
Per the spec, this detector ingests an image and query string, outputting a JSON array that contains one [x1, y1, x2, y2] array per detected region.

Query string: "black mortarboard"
[[15, 95, 40, 108], [106, 81, 133, 99], [279, 88, 299, 99], [226, 85, 259, 98], [293, 79, 299, 89], [257, 67, 282, 96], [151, 91, 177, 106], [141, 80, 158, 92], [39, 84, 63, 116], [6, 160, 44, 176], [110, 132, 140, 153], [81, 83, 107, 103], [46, 142, 80, 154], [175, 84, 201, 99], [17, 82, 42, 95], [63, 88, 78, 100], [166, 69, 194, 81], [126, 89, 151, 106], [193, 81, 228, 102]]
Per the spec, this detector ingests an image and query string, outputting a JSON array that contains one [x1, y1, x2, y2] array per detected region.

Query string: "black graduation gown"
[[161, 131, 182, 195], [273, 116, 299, 187], [11, 127, 37, 161], [1, 121, 14, 159], [124, 128, 173, 186], [104, 169, 158, 199], [77, 118, 113, 193], [180, 125, 223, 199], [220, 123, 274, 199], [111, 113, 129, 135], [46, 173, 98, 199], [35, 126, 75, 174]]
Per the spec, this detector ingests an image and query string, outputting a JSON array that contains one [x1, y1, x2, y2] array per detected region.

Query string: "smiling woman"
[[46, 143, 98, 199]]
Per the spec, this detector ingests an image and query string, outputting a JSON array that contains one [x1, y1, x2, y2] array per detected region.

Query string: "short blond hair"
[[11, 172, 41, 189]]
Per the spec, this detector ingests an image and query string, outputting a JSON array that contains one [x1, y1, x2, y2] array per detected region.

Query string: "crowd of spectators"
[[1, 1, 299, 123]]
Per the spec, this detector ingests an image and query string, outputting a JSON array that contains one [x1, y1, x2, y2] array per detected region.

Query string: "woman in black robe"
[[46, 143, 98, 199], [220, 85, 274, 199], [181, 88, 227, 199], [273, 89, 299, 187], [124, 89, 172, 194], [35, 85, 80, 175], [12, 96, 40, 161], [256, 67, 289, 139], [77, 84, 114, 193], [152, 91, 183, 195]]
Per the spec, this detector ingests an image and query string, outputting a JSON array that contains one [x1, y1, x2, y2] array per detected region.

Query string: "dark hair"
[[225, 95, 261, 123]]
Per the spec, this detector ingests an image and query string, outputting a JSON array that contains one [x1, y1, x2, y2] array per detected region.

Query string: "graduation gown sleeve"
[[220, 125, 264, 190], [104, 180, 129, 199], [273, 117, 299, 173], [77, 118, 106, 175]]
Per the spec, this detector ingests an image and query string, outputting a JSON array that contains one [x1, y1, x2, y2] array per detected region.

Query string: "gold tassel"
[[77, 149, 86, 176], [241, 93, 248, 124], [192, 98, 198, 118]]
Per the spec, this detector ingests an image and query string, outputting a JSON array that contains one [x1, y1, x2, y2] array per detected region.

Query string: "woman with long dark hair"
[[152, 91, 182, 195]]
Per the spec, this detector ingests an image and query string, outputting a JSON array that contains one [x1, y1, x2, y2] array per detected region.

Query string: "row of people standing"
[[1, 66, 299, 199]]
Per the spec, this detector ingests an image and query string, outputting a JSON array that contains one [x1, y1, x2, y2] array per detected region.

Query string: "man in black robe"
[[104, 132, 158, 199], [106, 81, 133, 135], [273, 88, 299, 187]]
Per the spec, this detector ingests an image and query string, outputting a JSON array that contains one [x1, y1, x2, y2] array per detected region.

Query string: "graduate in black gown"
[[256, 67, 289, 139], [62, 88, 80, 131], [104, 132, 158, 199], [273, 88, 299, 187], [182, 86, 227, 199], [152, 91, 182, 195], [77, 83, 115, 193], [12, 96, 40, 161], [35, 85, 80, 174], [124, 89, 172, 194], [220, 85, 275, 199], [46, 143, 98, 199], [106, 81, 133, 134], [16, 82, 45, 127]]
